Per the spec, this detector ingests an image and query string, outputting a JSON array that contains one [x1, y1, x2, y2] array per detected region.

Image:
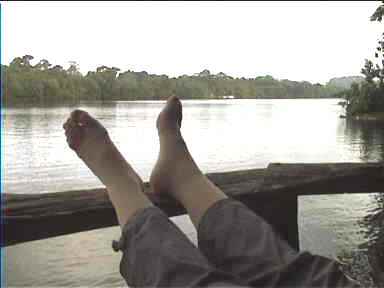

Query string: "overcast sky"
[[2, 1, 382, 84]]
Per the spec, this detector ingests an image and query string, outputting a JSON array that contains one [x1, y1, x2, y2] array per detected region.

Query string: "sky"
[[2, 1, 382, 84]]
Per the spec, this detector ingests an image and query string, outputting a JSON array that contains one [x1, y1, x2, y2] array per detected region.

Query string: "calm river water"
[[3, 99, 384, 286]]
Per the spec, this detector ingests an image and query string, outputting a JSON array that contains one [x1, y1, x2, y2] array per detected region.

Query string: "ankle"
[[170, 171, 205, 198]]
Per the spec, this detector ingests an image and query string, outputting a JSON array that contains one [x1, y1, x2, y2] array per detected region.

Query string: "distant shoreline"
[[340, 112, 384, 121], [351, 112, 384, 121], [3, 97, 341, 108]]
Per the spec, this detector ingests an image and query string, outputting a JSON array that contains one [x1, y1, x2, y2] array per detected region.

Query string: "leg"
[[63, 110, 244, 287], [197, 199, 361, 287], [150, 97, 227, 228], [150, 97, 361, 287], [63, 109, 152, 227], [112, 205, 243, 287]]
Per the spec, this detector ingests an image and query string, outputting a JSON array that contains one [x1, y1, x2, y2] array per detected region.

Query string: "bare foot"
[[150, 97, 226, 227], [63, 109, 143, 187], [63, 109, 111, 164], [150, 97, 203, 197], [63, 109, 150, 227]]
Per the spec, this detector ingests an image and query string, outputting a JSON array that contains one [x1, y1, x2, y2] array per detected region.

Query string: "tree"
[[49, 65, 64, 73], [34, 59, 52, 71], [9, 55, 34, 71], [21, 55, 34, 67], [93, 65, 121, 100], [4, 54, 340, 105], [370, 1, 384, 22], [67, 61, 81, 75], [343, 1, 384, 115]]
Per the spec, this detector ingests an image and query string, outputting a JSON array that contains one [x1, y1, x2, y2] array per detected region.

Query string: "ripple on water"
[[4, 99, 384, 286]]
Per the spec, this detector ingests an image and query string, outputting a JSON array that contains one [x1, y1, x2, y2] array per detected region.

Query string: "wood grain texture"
[[3, 163, 383, 248]]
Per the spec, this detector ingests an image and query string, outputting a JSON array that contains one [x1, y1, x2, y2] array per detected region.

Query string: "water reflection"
[[344, 118, 384, 285], [344, 119, 384, 161], [360, 193, 384, 285]]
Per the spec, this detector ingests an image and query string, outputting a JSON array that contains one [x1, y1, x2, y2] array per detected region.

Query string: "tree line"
[[3, 56, 343, 106], [341, 1, 384, 116]]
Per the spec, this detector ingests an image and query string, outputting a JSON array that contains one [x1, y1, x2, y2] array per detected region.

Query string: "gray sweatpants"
[[112, 198, 361, 287]]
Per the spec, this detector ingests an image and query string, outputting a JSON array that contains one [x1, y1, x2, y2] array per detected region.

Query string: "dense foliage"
[[343, 1, 384, 116], [3, 56, 342, 105]]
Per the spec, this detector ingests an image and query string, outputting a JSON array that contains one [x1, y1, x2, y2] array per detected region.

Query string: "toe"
[[66, 125, 84, 151], [167, 96, 181, 109], [70, 109, 86, 121], [167, 95, 179, 103], [167, 96, 182, 127], [63, 117, 77, 129], [70, 109, 94, 126], [157, 96, 183, 131], [65, 109, 108, 152], [63, 118, 70, 130]]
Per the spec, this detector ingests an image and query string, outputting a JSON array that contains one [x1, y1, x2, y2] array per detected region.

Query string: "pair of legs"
[[63, 97, 225, 230], [63, 97, 360, 287]]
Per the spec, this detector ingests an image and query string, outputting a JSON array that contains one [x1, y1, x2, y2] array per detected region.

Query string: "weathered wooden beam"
[[2, 170, 270, 247], [260, 163, 384, 195], [3, 163, 383, 248]]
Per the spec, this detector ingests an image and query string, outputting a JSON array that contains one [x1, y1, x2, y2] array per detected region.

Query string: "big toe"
[[64, 109, 108, 151], [70, 109, 97, 127], [157, 96, 183, 132]]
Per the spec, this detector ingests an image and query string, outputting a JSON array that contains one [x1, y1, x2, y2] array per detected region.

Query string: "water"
[[3, 99, 383, 286]]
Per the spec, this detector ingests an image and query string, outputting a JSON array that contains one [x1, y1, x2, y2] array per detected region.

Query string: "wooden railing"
[[3, 162, 384, 251]]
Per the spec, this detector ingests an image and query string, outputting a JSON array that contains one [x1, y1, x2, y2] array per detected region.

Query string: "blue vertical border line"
[[0, 2, 3, 287]]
